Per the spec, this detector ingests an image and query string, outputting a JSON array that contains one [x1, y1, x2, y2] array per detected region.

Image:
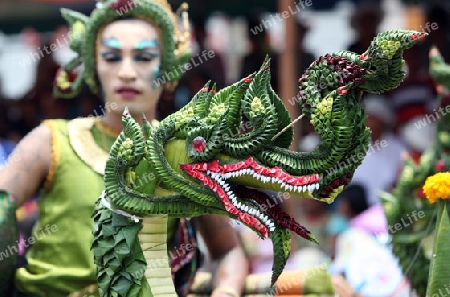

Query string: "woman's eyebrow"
[[101, 37, 121, 50], [134, 39, 159, 50]]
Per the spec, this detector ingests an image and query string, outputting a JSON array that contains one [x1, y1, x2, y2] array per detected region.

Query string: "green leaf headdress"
[[54, 0, 191, 99]]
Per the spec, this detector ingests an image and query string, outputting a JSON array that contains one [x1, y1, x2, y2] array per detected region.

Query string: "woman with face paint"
[[0, 1, 248, 296]]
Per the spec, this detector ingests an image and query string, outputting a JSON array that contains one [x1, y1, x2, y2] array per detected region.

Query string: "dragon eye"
[[192, 136, 207, 152]]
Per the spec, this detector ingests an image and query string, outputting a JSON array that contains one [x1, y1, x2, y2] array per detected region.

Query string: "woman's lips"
[[116, 86, 142, 99]]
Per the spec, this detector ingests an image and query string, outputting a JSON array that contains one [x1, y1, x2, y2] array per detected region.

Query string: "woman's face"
[[96, 19, 163, 117]]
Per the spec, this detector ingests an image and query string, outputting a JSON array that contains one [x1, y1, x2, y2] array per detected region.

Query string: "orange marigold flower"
[[423, 172, 450, 204]]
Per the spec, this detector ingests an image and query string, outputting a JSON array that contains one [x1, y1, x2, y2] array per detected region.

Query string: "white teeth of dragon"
[[270, 226, 275, 232], [315, 183, 320, 190]]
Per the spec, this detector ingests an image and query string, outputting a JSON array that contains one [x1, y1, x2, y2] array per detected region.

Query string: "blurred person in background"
[[170, 17, 226, 117], [240, 12, 279, 92], [291, 197, 347, 264], [0, 98, 16, 174], [0, 140, 6, 171], [394, 102, 436, 163], [296, 18, 318, 152], [191, 17, 226, 89], [351, 94, 407, 206], [346, 1, 384, 54], [421, 3, 450, 68], [295, 17, 315, 80], [331, 184, 410, 297], [387, 43, 436, 162]]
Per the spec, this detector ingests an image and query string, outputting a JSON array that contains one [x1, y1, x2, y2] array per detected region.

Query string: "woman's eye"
[[135, 53, 159, 62], [101, 52, 121, 62]]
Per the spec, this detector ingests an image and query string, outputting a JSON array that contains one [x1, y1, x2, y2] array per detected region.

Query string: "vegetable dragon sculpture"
[[92, 30, 426, 296], [381, 47, 450, 297]]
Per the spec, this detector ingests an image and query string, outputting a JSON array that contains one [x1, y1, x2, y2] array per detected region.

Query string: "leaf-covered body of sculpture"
[[92, 30, 426, 296], [381, 47, 450, 296]]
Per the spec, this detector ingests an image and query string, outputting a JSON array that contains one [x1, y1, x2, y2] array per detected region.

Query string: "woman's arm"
[[0, 124, 52, 293], [196, 215, 249, 297], [0, 124, 52, 208]]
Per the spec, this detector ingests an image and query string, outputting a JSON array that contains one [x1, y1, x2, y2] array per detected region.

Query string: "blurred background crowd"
[[1, 0, 449, 296]]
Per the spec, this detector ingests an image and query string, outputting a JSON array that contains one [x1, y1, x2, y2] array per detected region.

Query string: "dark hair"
[[339, 184, 369, 217], [426, 4, 449, 28]]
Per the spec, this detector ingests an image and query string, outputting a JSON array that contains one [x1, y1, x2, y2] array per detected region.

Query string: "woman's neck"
[[100, 109, 156, 132]]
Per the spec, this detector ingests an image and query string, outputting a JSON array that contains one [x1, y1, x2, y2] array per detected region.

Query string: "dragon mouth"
[[180, 157, 319, 239]]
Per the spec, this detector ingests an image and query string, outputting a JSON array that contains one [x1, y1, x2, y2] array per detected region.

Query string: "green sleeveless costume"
[[14, 118, 177, 297]]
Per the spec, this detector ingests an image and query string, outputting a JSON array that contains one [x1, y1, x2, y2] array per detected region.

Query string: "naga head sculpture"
[[93, 29, 426, 296], [360, 30, 427, 93]]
